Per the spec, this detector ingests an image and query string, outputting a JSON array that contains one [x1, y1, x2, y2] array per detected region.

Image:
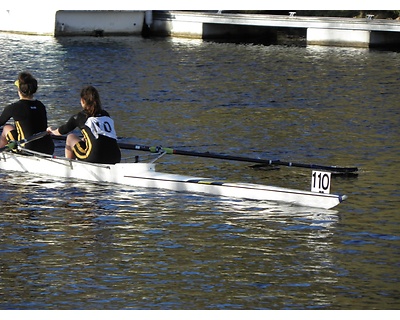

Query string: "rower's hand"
[[47, 127, 55, 135], [47, 127, 62, 136], [6, 140, 18, 150]]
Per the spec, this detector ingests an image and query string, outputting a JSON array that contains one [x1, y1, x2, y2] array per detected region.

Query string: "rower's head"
[[80, 85, 102, 117], [14, 72, 38, 98]]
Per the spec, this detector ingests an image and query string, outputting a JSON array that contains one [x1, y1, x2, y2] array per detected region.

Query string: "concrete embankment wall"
[[150, 11, 400, 49], [0, 4, 145, 36], [55, 11, 144, 36], [1, 7, 399, 49]]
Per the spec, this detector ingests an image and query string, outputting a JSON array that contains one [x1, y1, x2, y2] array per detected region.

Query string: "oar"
[[0, 131, 49, 152], [50, 135, 358, 173], [118, 143, 358, 173]]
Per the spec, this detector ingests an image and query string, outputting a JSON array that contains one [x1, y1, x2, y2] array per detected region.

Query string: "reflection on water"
[[1, 173, 339, 309], [0, 33, 399, 309]]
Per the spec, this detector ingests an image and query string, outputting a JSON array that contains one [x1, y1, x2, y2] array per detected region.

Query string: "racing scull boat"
[[0, 150, 347, 209]]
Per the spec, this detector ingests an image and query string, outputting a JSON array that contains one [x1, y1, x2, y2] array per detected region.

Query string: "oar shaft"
[[118, 143, 358, 173], [170, 149, 357, 173], [51, 137, 358, 173], [19, 131, 49, 145]]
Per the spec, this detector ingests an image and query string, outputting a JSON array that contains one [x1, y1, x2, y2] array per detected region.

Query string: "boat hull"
[[0, 152, 346, 209]]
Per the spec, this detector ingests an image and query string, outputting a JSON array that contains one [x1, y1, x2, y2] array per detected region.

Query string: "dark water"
[[0, 33, 399, 310]]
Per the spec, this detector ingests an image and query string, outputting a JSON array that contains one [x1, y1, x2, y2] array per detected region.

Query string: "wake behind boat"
[[0, 148, 347, 209]]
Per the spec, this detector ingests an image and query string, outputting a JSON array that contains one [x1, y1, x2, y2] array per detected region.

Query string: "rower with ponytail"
[[48, 85, 121, 164]]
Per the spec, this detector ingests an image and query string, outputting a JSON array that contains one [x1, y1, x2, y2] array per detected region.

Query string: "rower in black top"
[[0, 72, 55, 155], [48, 85, 121, 164]]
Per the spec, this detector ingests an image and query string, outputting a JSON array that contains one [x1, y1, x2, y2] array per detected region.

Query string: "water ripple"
[[1, 34, 399, 309]]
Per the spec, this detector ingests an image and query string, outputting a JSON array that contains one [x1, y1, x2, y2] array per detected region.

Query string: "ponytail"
[[80, 86, 102, 117]]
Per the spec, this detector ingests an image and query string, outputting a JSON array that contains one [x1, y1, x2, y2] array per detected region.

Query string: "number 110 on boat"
[[311, 171, 331, 194]]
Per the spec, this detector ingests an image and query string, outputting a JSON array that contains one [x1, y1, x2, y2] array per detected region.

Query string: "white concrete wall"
[[307, 28, 371, 47], [152, 19, 204, 38], [0, 5, 57, 35], [169, 21, 203, 38], [152, 11, 400, 48], [55, 11, 144, 36], [0, 1, 145, 36]]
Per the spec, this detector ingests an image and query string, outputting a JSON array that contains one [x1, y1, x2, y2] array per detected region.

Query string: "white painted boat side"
[[0, 152, 345, 209]]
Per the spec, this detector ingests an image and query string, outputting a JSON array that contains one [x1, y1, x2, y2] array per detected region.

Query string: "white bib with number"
[[85, 116, 117, 140]]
